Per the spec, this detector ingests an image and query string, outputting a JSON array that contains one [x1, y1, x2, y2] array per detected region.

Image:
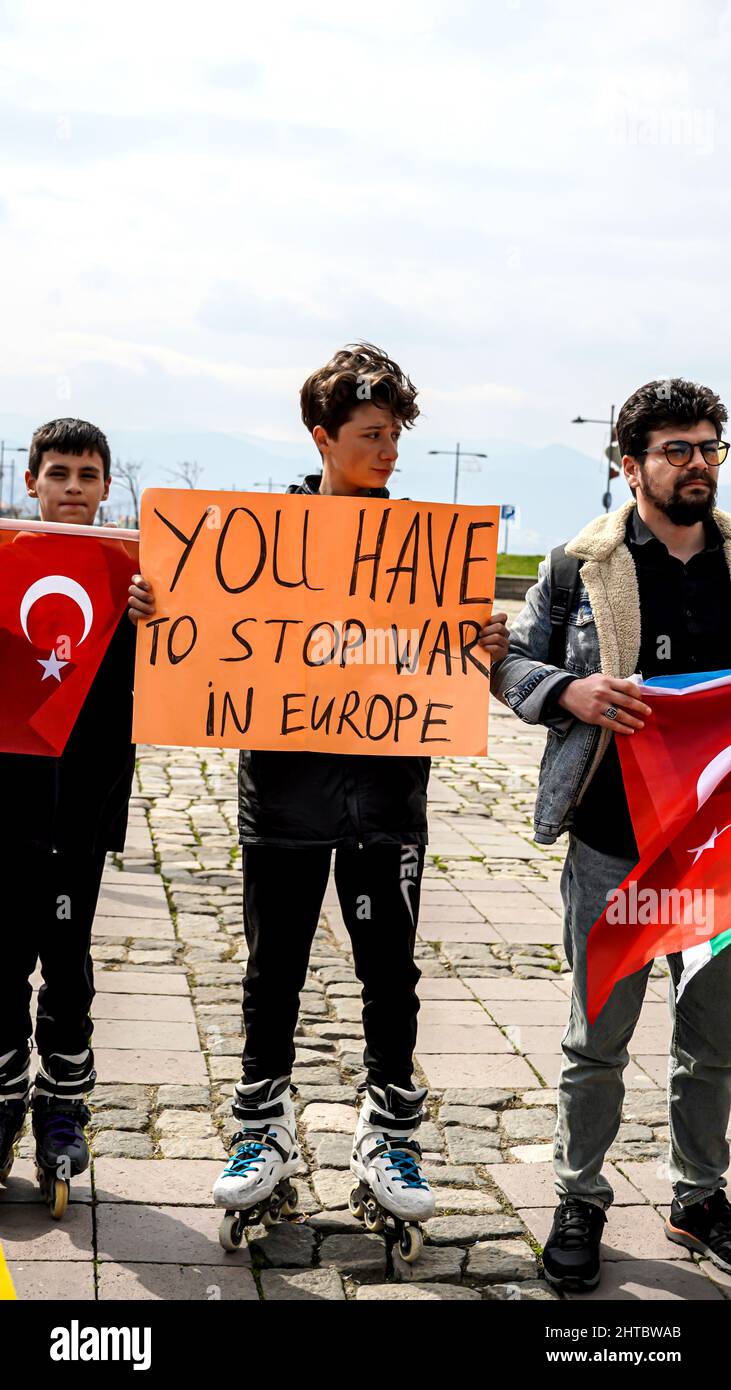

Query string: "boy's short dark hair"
[[28, 418, 111, 479], [617, 378, 727, 459], [300, 342, 419, 449]]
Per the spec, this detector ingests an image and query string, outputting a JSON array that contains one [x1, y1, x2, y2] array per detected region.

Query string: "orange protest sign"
[[132, 489, 498, 756]]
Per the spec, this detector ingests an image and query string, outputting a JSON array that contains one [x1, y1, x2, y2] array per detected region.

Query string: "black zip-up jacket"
[[0, 614, 136, 856], [237, 475, 430, 848]]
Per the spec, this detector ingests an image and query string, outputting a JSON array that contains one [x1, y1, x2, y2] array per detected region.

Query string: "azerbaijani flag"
[[586, 669, 731, 1021]]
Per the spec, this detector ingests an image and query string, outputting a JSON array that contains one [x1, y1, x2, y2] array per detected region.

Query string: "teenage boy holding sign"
[[130, 343, 508, 1253]]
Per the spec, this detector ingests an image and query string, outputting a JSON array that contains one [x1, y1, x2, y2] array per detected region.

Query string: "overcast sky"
[[1, 0, 729, 464]]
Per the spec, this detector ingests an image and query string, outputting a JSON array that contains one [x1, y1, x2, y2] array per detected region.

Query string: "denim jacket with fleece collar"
[[489, 498, 731, 844]]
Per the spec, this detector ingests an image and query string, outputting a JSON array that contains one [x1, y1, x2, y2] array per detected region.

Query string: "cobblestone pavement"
[[4, 607, 731, 1302]]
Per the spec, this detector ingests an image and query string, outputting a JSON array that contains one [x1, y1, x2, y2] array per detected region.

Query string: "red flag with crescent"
[[0, 524, 138, 756], [586, 670, 731, 1022]]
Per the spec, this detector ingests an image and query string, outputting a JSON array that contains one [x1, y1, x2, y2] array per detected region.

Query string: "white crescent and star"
[[687, 745, 731, 863], [18, 575, 94, 684]]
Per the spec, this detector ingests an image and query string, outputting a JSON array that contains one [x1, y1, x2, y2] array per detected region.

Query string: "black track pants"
[[240, 844, 424, 1090]]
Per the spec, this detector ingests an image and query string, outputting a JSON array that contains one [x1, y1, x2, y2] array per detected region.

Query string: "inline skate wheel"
[[398, 1224, 423, 1264], [261, 1206, 281, 1229], [363, 1202, 384, 1234], [348, 1187, 365, 1220], [281, 1187, 299, 1217], [219, 1211, 245, 1251], [49, 1177, 69, 1221]]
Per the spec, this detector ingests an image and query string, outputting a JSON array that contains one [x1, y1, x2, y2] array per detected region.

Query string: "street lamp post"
[[0, 443, 29, 513], [572, 407, 618, 514], [428, 443, 487, 504]]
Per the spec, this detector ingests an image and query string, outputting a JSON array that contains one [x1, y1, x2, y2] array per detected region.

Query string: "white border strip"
[[0, 518, 139, 541]]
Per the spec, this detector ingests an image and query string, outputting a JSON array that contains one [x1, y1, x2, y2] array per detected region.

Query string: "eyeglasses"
[[639, 439, 729, 467]]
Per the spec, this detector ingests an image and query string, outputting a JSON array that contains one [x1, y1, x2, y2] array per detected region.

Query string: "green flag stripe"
[[710, 929, 731, 957]]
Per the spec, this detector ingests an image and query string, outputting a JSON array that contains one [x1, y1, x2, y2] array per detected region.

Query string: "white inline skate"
[[349, 1081, 435, 1263], [214, 1075, 301, 1251]]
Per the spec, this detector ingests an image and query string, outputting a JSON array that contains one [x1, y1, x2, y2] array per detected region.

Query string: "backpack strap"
[[547, 545, 582, 667]]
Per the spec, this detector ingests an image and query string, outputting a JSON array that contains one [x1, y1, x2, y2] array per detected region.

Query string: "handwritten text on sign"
[[132, 490, 498, 755]]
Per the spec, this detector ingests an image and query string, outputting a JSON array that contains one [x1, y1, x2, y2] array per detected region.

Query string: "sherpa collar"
[[566, 498, 731, 561]]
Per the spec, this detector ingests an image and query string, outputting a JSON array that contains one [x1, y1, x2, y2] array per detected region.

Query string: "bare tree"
[[166, 459, 204, 489], [112, 458, 145, 528]]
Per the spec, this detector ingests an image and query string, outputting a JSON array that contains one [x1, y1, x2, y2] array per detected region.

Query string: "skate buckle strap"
[[232, 1098, 286, 1123], [367, 1107, 422, 1133]]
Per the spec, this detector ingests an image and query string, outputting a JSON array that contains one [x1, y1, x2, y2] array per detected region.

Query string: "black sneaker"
[[542, 1197, 607, 1291], [665, 1190, 731, 1273]]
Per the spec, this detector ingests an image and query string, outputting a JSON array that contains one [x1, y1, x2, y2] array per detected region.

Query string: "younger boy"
[[0, 419, 137, 1207], [130, 344, 508, 1234]]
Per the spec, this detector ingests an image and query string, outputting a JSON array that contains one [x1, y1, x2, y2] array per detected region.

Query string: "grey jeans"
[[555, 835, 731, 1210]]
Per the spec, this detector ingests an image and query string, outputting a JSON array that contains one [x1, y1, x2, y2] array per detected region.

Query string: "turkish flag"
[[0, 527, 138, 756], [586, 671, 731, 1022]]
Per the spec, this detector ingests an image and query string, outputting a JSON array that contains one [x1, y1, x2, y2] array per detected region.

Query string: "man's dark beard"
[[640, 469, 717, 526]]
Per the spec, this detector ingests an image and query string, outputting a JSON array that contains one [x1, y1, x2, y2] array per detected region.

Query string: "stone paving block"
[[157, 1085, 211, 1109], [504, 1135, 555, 1161], [416, 978, 472, 1000], [418, 1000, 494, 1024], [260, 1268, 346, 1301], [91, 1132, 155, 1159], [565, 1259, 724, 1301], [486, 1279, 558, 1301], [8, 1261, 96, 1300], [417, 1025, 515, 1055], [314, 1134, 353, 1169], [440, 1088, 516, 1108], [93, 918, 175, 941], [97, 889, 170, 918], [89, 1108, 149, 1132], [0, 1158, 92, 1204], [493, 922, 564, 945], [94, 1049, 208, 1085], [427, 1214, 523, 1244], [356, 1282, 480, 1300], [98, 1263, 258, 1300], [445, 1130, 503, 1164], [420, 1055, 536, 1089], [500, 1108, 555, 1140], [248, 1222, 317, 1268], [439, 1106, 499, 1130], [157, 1110, 226, 1159], [312, 1169, 355, 1210], [432, 1187, 501, 1214], [518, 1205, 691, 1262], [92, 993, 196, 1023], [94, 970, 189, 996], [632, 1055, 669, 1087], [418, 923, 502, 944], [485, 1161, 641, 1209], [0, 1203, 94, 1259], [93, 1158, 224, 1204], [485, 1002, 569, 1027], [466, 1238, 538, 1284], [319, 1233, 386, 1280], [97, 1203, 245, 1265], [300, 1103, 357, 1134], [393, 1245, 465, 1283], [92, 1019, 200, 1051]]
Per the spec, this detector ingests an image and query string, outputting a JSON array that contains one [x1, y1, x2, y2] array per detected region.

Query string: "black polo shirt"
[[571, 507, 731, 858]]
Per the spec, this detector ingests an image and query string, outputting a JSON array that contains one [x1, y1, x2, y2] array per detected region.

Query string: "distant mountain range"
[[3, 412, 730, 556]]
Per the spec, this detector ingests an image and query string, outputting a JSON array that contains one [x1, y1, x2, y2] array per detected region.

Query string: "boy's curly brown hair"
[[300, 342, 419, 452]]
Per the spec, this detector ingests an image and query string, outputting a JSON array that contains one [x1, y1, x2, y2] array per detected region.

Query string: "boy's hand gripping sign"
[[132, 490, 499, 756]]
